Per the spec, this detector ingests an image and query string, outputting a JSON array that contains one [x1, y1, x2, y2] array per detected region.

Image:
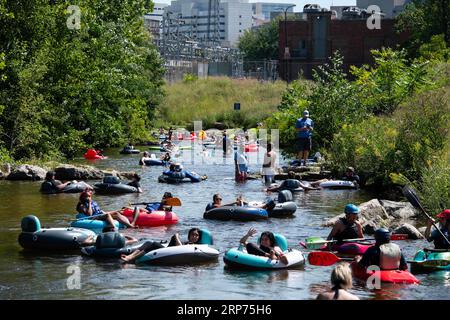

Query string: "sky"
[[155, 0, 358, 12]]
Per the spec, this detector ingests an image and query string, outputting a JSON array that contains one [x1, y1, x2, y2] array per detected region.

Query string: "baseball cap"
[[436, 209, 450, 219], [303, 110, 309, 116]]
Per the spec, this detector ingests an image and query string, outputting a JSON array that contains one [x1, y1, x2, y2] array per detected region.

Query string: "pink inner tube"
[[122, 208, 179, 227]]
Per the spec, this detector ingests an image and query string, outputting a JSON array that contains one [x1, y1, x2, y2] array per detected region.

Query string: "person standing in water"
[[295, 110, 314, 166]]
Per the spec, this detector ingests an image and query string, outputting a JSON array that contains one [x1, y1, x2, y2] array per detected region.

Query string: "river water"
[[0, 143, 448, 300]]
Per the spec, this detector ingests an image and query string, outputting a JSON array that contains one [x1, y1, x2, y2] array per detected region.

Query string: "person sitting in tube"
[[160, 152, 171, 163], [239, 227, 288, 264], [41, 171, 92, 193], [139, 151, 152, 166], [120, 227, 202, 263], [145, 192, 174, 212], [76, 189, 139, 229], [205, 194, 224, 211], [127, 173, 143, 193]]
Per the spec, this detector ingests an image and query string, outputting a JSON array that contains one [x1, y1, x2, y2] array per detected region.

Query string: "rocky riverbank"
[[322, 198, 425, 239], [1, 163, 135, 181]]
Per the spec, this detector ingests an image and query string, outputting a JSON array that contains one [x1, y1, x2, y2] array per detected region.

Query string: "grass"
[[158, 77, 286, 129]]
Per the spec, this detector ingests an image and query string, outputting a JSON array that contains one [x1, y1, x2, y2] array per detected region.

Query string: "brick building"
[[279, 11, 409, 80]]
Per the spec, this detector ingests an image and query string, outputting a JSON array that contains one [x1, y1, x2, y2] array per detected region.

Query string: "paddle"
[[402, 185, 450, 246], [308, 251, 353, 266], [302, 234, 409, 250], [130, 197, 182, 207]]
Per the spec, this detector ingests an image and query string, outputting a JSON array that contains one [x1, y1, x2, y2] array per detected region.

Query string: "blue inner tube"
[[70, 214, 124, 233], [223, 247, 305, 270], [93, 183, 138, 194], [203, 206, 268, 221], [158, 170, 202, 183], [40, 181, 91, 194]]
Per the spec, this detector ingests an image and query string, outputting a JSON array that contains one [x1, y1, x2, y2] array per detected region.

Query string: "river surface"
[[0, 142, 448, 300]]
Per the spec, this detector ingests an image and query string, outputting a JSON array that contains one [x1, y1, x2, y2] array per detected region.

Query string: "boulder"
[[6, 165, 47, 181], [379, 200, 419, 220], [359, 199, 390, 221], [394, 223, 424, 240], [54, 165, 104, 181]]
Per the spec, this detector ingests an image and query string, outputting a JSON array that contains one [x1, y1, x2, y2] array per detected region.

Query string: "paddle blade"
[[402, 185, 421, 209], [305, 237, 330, 250], [164, 197, 182, 206], [391, 234, 408, 240], [308, 251, 341, 266]]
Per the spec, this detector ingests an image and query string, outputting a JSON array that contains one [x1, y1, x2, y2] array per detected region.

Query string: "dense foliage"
[[0, 0, 165, 160]]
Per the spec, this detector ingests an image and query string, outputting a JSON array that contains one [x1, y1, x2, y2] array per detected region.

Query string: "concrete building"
[[279, 10, 409, 80], [144, 3, 169, 40], [252, 2, 295, 21], [357, 0, 412, 18], [163, 0, 252, 47]]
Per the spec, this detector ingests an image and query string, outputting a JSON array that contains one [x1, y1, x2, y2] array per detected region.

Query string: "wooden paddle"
[[130, 197, 182, 207], [308, 251, 353, 266], [402, 185, 450, 246]]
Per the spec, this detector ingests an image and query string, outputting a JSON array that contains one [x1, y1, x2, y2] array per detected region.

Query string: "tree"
[[0, 0, 165, 160], [396, 0, 450, 56], [237, 17, 283, 61]]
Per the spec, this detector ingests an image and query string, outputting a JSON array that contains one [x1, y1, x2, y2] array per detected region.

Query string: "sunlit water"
[[0, 142, 448, 299]]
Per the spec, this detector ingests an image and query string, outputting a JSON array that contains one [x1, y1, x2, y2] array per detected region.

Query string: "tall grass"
[[158, 77, 286, 129]]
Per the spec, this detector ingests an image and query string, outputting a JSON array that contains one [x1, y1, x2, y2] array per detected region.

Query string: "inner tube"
[[18, 215, 96, 251], [136, 229, 219, 265], [120, 148, 140, 154], [319, 180, 357, 189], [70, 214, 124, 233], [244, 144, 259, 152], [158, 170, 204, 183], [223, 234, 305, 270], [93, 183, 138, 194], [204, 206, 268, 221], [411, 249, 450, 272], [84, 149, 107, 160], [40, 181, 91, 194], [268, 179, 304, 192], [143, 159, 168, 166], [121, 208, 179, 227], [82, 241, 144, 258], [351, 261, 420, 284]]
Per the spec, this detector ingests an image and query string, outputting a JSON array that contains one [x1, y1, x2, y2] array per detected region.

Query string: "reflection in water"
[[0, 145, 449, 299]]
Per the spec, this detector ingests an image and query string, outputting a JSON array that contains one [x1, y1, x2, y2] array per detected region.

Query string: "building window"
[[239, 22, 242, 25], [239, 15, 242, 18], [239, 30, 242, 33]]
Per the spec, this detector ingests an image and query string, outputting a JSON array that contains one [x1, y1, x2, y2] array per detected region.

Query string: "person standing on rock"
[[295, 110, 314, 166], [424, 209, 450, 249], [327, 204, 364, 244]]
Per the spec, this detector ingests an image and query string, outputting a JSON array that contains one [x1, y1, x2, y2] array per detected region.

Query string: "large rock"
[[394, 223, 425, 240], [54, 165, 104, 181], [6, 165, 47, 181], [359, 199, 390, 221], [379, 200, 419, 220]]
